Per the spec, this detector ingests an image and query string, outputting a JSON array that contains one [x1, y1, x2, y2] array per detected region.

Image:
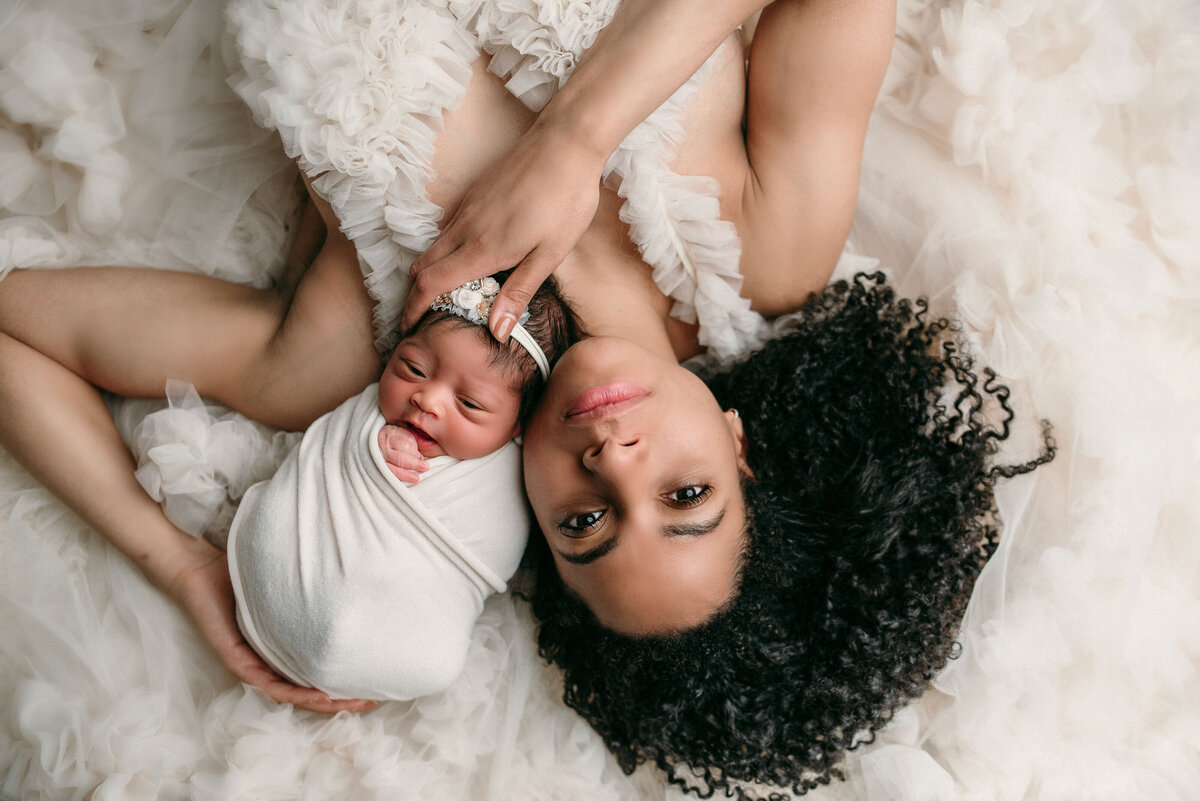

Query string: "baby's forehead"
[[466, 355, 524, 392]]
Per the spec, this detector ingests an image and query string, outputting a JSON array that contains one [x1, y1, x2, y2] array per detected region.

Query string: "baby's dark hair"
[[528, 273, 1055, 799], [410, 271, 583, 422]]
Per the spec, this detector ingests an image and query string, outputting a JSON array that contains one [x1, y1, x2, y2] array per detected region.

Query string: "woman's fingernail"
[[493, 313, 515, 342]]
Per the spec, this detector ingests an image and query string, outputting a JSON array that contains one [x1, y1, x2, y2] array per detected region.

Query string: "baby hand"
[[378, 424, 429, 483]]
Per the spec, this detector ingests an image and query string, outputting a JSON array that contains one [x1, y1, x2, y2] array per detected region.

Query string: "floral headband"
[[430, 276, 551, 379]]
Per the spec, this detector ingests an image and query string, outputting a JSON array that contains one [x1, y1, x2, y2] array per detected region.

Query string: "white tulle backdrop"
[[1, 0, 1198, 799]]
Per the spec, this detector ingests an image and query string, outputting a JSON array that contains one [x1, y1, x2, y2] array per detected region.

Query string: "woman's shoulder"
[[695, 0, 896, 319]]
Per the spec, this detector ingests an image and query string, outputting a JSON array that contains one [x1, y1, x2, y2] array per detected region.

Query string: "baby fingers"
[[378, 424, 428, 483], [384, 462, 425, 485]]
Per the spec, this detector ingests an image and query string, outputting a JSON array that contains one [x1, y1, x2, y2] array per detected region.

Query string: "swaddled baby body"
[[227, 275, 579, 700]]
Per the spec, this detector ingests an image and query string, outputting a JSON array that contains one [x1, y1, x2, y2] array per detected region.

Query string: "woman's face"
[[523, 337, 752, 636]]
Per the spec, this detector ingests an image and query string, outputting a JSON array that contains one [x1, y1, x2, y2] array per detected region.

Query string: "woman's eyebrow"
[[663, 507, 725, 538], [556, 506, 727, 566], [556, 537, 618, 566]]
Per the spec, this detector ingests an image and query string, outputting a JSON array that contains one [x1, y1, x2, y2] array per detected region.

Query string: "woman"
[[521, 281, 1053, 796], [0, 0, 1047, 795]]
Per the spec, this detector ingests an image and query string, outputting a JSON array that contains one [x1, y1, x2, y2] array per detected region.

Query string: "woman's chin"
[[550, 336, 665, 386]]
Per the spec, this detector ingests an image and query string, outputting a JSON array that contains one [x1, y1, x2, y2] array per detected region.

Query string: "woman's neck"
[[554, 188, 701, 362]]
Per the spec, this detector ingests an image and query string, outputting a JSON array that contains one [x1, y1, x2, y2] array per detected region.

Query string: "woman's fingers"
[[404, 238, 564, 343], [402, 241, 499, 333], [487, 247, 561, 341], [171, 538, 376, 714], [401, 119, 605, 336], [259, 676, 378, 715], [225, 632, 376, 713]]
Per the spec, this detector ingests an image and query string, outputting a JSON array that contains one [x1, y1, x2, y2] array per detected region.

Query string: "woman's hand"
[[378, 424, 428, 483], [402, 122, 605, 341], [400, 0, 773, 341], [165, 535, 377, 714]]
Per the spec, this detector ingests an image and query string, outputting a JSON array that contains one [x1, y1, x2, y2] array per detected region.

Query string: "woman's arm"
[[0, 183, 379, 711], [0, 332, 373, 713], [402, 0, 772, 339], [0, 188, 380, 432], [736, 0, 896, 313]]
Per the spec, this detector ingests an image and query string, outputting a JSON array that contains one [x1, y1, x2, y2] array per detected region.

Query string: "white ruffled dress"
[[226, 0, 768, 362], [2, 0, 1199, 800]]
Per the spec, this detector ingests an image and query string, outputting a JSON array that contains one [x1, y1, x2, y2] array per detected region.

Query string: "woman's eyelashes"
[[556, 484, 714, 535], [558, 509, 606, 535], [665, 484, 712, 507]]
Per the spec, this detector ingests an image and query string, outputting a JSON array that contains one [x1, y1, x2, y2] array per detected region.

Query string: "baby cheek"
[[377, 375, 408, 423], [449, 426, 494, 460], [451, 420, 513, 461]]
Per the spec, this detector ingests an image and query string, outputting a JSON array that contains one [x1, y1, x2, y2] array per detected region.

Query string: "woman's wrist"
[[526, 106, 611, 178], [534, 0, 769, 164], [136, 521, 220, 597]]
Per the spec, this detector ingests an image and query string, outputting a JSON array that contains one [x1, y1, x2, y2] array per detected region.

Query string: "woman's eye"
[[666, 485, 712, 506], [559, 509, 606, 534]]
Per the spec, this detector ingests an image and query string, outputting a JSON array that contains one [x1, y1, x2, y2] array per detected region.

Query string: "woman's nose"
[[581, 436, 642, 474]]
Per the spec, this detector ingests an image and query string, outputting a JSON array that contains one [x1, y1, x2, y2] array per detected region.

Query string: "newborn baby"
[[227, 275, 577, 699]]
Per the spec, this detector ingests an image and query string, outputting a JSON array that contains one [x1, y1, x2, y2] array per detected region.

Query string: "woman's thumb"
[[490, 275, 538, 342]]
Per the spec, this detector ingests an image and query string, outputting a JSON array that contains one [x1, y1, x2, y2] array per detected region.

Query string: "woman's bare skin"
[[0, 0, 895, 710]]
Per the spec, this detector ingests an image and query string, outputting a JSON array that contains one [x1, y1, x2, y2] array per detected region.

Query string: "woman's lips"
[[565, 382, 647, 422]]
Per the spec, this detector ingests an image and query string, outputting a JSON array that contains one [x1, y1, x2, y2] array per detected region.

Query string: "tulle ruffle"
[[228, 0, 768, 362], [227, 0, 481, 354], [0, 0, 300, 285], [108, 381, 301, 549], [838, 0, 1200, 797], [2, 0, 1199, 798]]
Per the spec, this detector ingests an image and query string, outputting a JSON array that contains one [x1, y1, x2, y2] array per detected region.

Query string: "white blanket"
[[228, 383, 528, 701], [0, 0, 1198, 799]]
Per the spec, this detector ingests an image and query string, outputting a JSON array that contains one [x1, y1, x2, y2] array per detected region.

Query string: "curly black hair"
[[527, 273, 1055, 800]]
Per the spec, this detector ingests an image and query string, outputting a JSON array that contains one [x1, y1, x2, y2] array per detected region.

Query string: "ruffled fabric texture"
[[0, 0, 300, 285], [227, 0, 482, 354], [226, 0, 767, 361], [835, 0, 1200, 798], [109, 381, 301, 549], [2, 0, 1199, 799]]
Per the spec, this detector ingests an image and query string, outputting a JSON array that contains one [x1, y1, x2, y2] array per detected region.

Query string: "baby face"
[[378, 322, 522, 460]]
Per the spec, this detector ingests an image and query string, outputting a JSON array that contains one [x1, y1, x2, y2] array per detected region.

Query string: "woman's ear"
[[724, 409, 755, 480]]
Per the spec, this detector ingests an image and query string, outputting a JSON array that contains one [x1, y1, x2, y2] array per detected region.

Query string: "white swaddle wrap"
[[226, 383, 529, 700]]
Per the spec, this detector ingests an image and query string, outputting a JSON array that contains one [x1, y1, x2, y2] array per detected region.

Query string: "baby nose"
[[412, 386, 445, 417]]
